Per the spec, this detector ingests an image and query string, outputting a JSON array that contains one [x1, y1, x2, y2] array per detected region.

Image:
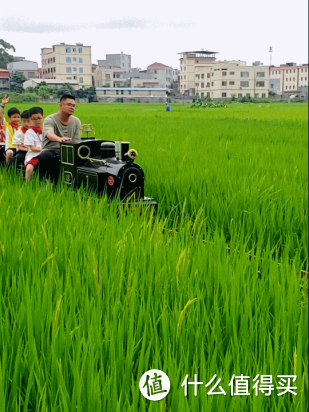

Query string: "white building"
[[23, 78, 79, 90], [41, 43, 92, 87], [96, 87, 167, 103], [269, 63, 308, 96], [179, 51, 269, 99]]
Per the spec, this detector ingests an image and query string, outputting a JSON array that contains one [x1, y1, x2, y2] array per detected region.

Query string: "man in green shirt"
[[40, 94, 82, 182]]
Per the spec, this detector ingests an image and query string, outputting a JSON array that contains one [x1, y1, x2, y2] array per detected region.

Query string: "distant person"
[[0, 95, 20, 164], [165, 103, 172, 112], [24, 107, 44, 181], [40, 94, 81, 182]]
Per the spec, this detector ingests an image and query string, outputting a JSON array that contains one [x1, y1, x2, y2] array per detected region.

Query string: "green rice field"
[[0, 102, 308, 411]]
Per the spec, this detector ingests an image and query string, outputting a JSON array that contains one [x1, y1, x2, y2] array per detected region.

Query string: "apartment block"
[[269, 63, 308, 95], [146, 63, 179, 89], [179, 51, 269, 99], [98, 52, 131, 71], [94, 65, 126, 88], [41, 43, 92, 87]]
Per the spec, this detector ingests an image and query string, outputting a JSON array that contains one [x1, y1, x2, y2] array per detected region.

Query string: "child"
[[0, 95, 20, 164], [10, 110, 31, 168], [24, 107, 44, 181]]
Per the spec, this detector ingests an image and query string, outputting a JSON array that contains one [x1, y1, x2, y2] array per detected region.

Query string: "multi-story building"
[[179, 50, 217, 95], [269, 63, 308, 96], [98, 52, 131, 71], [146, 63, 179, 90], [179, 51, 269, 99], [7, 59, 39, 79], [94, 65, 127, 88], [41, 43, 92, 87]]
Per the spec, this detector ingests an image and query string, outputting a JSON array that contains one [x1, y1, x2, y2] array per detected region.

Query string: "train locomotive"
[[60, 139, 157, 207]]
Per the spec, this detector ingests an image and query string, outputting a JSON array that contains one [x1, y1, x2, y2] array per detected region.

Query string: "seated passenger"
[[0, 95, 20, 164], [10, 110, 31, 169], [24, 107, 44, 181]]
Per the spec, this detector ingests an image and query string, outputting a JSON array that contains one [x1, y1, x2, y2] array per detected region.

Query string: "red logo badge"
[[107, 176, 114, 186]]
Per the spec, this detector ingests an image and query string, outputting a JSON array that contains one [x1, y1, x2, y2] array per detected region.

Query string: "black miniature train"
[[60, 139, 157, 207]]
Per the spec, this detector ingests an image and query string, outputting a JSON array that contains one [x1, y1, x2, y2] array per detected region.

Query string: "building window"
[[240, 81, 249, 87], [206, 82, 210, 87], [66, 77, 72, 80], [207, 92, 210, 97], [103, 90, 106, 95], [73, 76, 77, 79], [73, 48, 76, 52], [286, 78, 288, 82], [222, 71, 227, 76], [270, 83, 274, 88], [289, 86, 291, 89], [262, 93, 266, 98], [201, 74, 204, 79], [238, 93, 242, 98], [79, 68, 83, 73], [241, 72, 249, 77], [229, 71, 235, 75], [293, 78, 295, 81], [212, 72, 214, 76], [301, 69, 303, 72], [79, 48, 82, 53], [255, 93, 259, 98], [53, 57, 55, 62], [256, 81, 265, 87], [73, 58, 76, 62], [73, 68, 77, 72], [246, 93, 250, 97], [222, 81, 227, 86], [256, 72, 265, 77], [66, 47, 71, 53], [184, 76, 186, 80], [207, 73, 210, 78], [229, 81, 235, 85], [79, 77, 83, 83], [121, 90, 124, 95], [211, 82, 214, 86], [293, 85, 295, 89], [301, 77, 303, 81], [201, 82, 204, 88], [116, 90, 119, 95], [66, 57, 71, 63], [222, 92, 227, 97], [286, 86, 288, 89], [129, 90, 131, 95], [79, 58, 83, 63], [66, 67, 71, 73]]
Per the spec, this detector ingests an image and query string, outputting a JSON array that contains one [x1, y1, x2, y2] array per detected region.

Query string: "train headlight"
[[126, 149, 138, 160]]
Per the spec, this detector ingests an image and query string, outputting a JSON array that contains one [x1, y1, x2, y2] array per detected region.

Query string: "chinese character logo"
[[139, 369, 170, 401]]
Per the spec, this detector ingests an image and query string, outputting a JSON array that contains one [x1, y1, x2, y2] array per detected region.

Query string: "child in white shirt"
[[24, 107, 44, 181]]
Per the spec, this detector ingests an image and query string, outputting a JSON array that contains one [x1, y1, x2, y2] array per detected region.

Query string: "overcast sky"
[[0, 0, 308, 70]]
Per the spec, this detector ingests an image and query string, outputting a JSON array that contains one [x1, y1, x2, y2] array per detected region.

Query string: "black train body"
[[61, 139, 156, 206]]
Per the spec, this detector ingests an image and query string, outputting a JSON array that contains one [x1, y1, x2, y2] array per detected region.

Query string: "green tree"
[[10, 72, 27, 91], [0, 39, 15, 69]]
